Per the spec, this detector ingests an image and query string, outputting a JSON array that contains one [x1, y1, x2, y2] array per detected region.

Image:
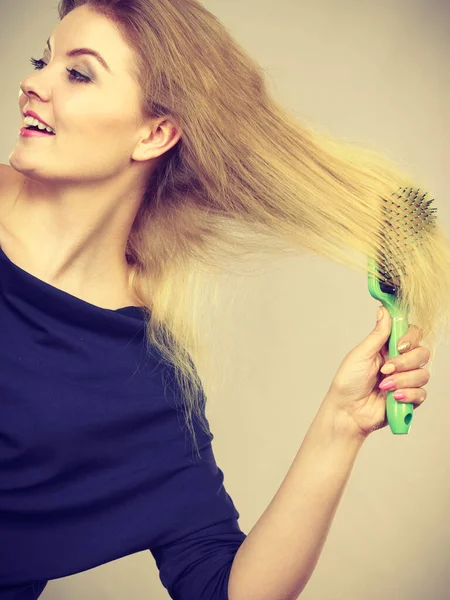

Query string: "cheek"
[[60, 115, 138, 172], [56, 99, 137, 153], [78, 117, 135, 143]]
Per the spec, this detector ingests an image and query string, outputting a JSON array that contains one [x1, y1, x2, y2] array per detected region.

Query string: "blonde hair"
[[59, 0, 450, 456]]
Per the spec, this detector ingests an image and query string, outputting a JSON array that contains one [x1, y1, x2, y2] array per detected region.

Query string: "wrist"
[[320, 391, 369, 445]]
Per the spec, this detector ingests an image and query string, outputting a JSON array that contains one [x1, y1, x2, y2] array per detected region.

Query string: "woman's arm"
[[228, 393, 366, 600]]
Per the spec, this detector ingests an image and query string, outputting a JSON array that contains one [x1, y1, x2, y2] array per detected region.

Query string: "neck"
[[0, 171, 140, 310]]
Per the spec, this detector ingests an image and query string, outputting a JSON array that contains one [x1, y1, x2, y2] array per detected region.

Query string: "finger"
[[379, 367, 430, 391], [392, 387, 427, 407], [380, 346, 431, 375], [397, 324, 423, 353]]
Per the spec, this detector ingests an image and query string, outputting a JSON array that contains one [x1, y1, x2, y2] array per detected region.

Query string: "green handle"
[[368, 257, 413, 434]]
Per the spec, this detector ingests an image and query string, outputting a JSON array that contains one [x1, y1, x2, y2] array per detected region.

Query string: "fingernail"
[[379, 379, 396, 390], [398, 342, 411, 353], [381, 363, 395, 375]]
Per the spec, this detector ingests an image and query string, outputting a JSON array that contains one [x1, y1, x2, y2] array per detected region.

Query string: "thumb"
[[359, 306, 392, 358]]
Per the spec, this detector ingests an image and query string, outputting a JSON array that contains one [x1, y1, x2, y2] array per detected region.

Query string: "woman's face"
[[12, 4, 163, 184]]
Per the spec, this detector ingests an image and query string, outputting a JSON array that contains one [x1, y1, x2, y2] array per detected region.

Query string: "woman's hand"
[[323, 306, 431, 439]]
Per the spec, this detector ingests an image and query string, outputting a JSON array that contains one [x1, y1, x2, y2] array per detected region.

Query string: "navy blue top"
[[0, 246, 246, 599]]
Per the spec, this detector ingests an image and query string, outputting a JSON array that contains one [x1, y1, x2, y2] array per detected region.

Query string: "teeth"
[[24, 116, 56, 134]]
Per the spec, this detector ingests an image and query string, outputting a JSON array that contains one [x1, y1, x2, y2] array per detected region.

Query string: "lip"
[[19, 128, 55, 138], [23, 109, 54, 131]]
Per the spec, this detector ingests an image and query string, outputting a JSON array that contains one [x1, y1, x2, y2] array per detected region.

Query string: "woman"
[[1, 1, 444, 598]]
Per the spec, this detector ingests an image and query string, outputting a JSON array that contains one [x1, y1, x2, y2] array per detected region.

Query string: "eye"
[[29, 57, 92, 84]]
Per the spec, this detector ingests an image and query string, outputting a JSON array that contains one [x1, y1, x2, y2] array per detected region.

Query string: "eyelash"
[[29, 57, 91, 84]]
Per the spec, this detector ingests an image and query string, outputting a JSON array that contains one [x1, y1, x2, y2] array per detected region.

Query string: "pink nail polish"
[[379, 379, 396, 390], [393, 392, 405, 400]]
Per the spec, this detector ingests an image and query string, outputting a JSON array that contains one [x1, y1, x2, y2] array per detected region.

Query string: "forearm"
[[228, 394, 366, 600]]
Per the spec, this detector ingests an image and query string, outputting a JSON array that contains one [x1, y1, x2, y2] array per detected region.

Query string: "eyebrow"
[[46, 38, 111, 73]]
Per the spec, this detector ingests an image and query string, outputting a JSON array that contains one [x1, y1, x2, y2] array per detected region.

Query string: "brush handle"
[[367, 257, 414, 434], [385, 313, 414, 434]]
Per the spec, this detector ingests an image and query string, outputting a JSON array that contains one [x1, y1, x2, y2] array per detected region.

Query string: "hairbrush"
[[368, 186, 437, 434]]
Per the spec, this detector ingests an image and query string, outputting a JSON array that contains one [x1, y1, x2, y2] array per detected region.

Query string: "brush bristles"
[[377, 187, 438, 293]]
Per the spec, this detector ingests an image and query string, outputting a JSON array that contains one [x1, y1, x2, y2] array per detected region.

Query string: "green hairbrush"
[[368, 187, 437, 434]]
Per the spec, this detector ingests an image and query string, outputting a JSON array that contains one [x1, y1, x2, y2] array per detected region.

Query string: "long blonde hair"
[[58, 0, 450, 456]]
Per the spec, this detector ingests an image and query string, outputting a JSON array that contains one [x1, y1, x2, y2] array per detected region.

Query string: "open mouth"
[[26, 125, 56, 135]]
